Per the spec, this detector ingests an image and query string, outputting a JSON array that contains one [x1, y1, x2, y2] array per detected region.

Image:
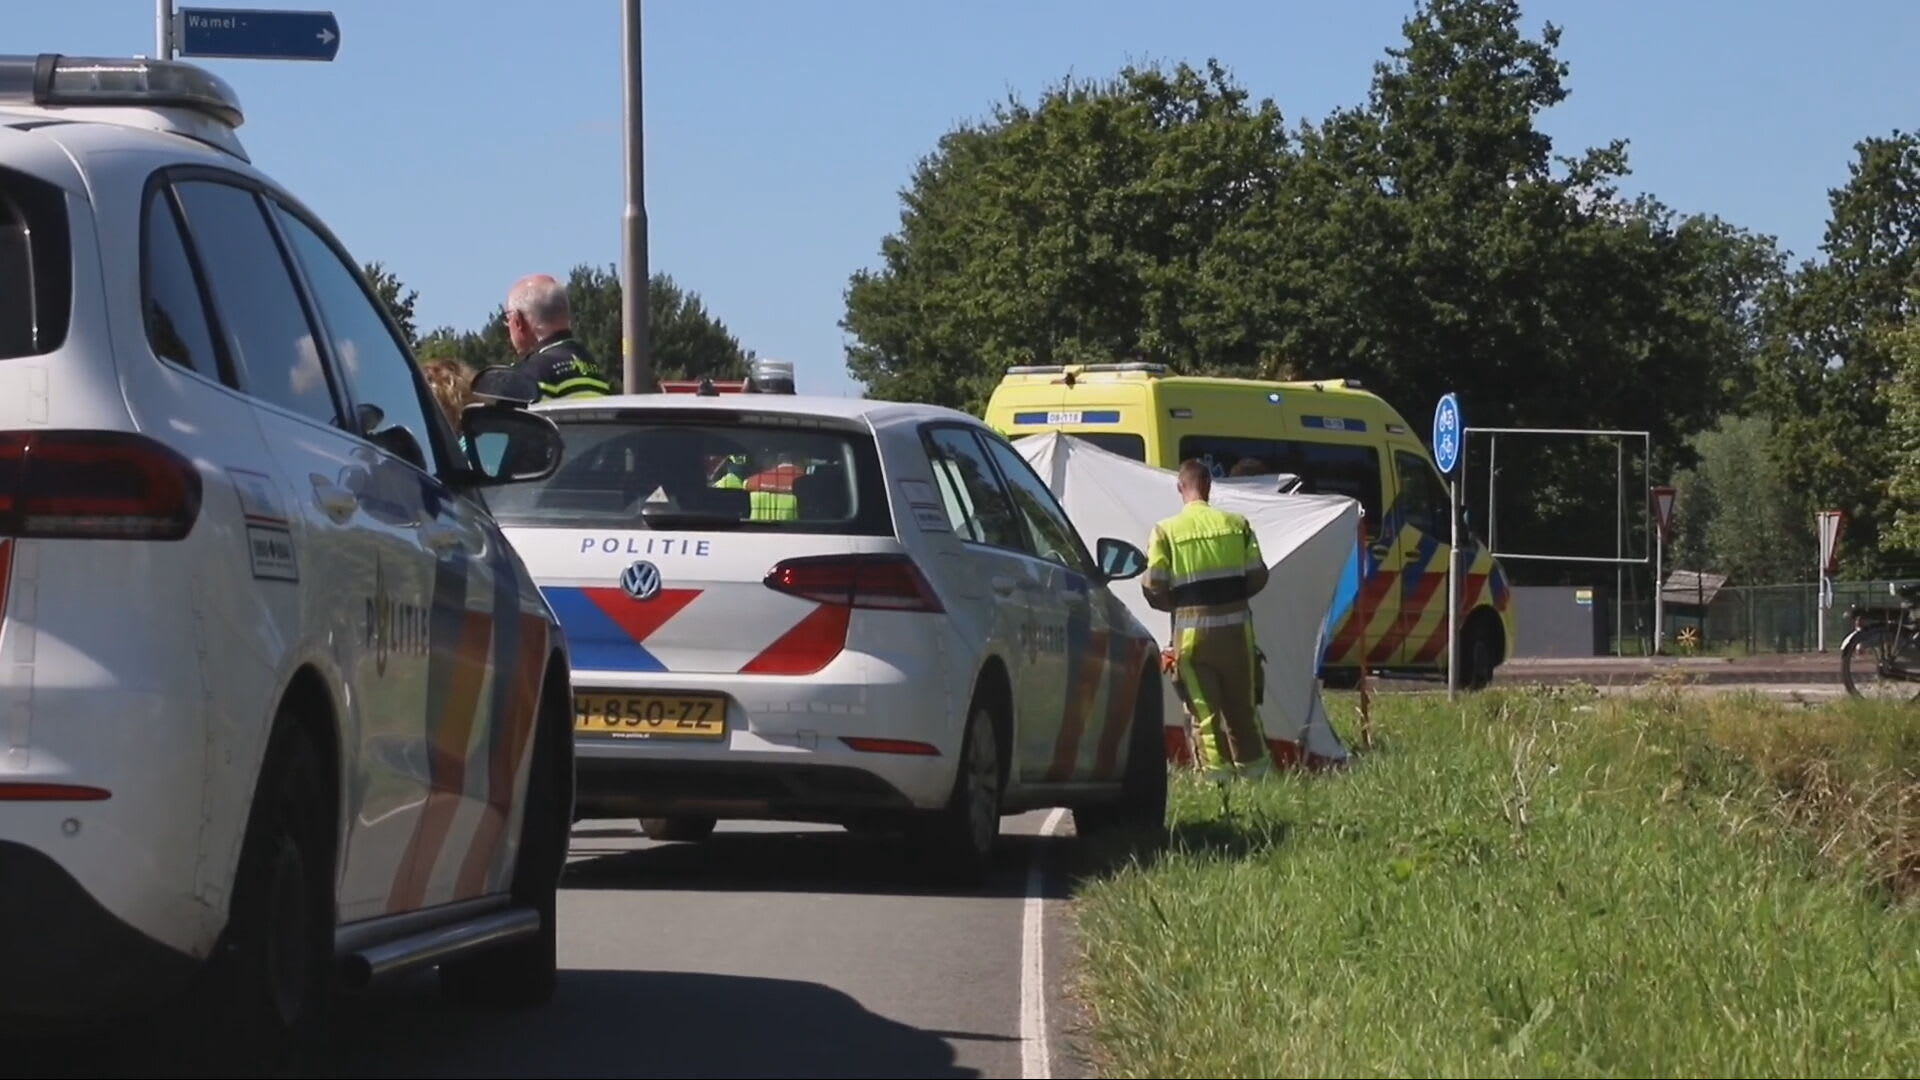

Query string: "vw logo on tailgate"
[[621, 559, 663, 601]]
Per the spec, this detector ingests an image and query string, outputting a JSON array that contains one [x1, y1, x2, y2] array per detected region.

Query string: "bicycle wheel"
[[1839, 623, 1920, 701]]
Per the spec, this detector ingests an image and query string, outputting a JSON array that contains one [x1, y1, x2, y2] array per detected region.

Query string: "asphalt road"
[[321, 812, 1086, 1079], [8, 813, 1086, 1080]]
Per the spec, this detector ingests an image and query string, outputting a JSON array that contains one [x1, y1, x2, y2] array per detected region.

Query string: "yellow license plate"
[[574, 692, 728, 739]]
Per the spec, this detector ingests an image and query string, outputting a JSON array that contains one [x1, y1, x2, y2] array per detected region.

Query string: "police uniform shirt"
[[516, 331, 611, 399]]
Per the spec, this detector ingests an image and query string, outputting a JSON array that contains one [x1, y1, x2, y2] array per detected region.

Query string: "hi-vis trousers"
[[1176, 620, 1270, 781]]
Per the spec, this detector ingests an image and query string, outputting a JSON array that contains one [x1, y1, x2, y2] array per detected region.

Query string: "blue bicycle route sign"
[[1432, 392, 1462, 475]]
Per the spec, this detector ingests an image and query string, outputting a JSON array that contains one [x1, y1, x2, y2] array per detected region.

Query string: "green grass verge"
[[1071, 686, 1918, 1078]]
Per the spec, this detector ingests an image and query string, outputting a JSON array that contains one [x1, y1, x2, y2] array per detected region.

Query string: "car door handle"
[[419, 522, 466, 554], [991, 575, 1019, 596], [308, 475, 357, 522]]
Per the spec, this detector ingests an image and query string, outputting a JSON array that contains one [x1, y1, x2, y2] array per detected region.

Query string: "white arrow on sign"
[[318, 27, 335, 44]]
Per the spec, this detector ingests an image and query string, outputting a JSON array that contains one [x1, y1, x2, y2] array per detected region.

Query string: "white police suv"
[[0, 55, 576, 1066], [484, 388, 1170, 881]]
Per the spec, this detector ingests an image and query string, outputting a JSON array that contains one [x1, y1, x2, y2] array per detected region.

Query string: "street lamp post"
[[621, 0, 651, 394]]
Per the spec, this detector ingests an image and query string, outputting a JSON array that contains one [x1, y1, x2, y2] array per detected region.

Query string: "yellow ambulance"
[[982, 362, 1516, 688]]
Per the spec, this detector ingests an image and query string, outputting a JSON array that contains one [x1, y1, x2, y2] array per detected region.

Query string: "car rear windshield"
[[0, 164, 72, 359], [483, 412, 896, 536]]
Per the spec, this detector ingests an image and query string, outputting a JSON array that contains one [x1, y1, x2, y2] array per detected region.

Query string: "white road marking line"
[[1021, 807, 1069, 1080]]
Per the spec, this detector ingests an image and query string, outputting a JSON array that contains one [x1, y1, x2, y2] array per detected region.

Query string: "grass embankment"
[[1072, 686, 1918, 1078]]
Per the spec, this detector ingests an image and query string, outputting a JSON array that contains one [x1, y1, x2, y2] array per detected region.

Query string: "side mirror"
[[1096, 537, 1148, 582], [458, 404, 563, 485], [470, 364, 540, 407], [353, 402, 429, 472]]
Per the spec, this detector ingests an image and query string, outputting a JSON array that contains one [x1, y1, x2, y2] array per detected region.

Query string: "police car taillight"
[[0, 430, 202, 541], [763, 553, 944, 613]]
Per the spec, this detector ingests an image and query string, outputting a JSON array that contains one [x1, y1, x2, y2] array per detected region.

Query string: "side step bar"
[[338, 906, 541, 989]]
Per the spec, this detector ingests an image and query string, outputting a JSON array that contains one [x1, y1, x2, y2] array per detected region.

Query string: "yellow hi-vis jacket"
[[1141, 500, 1269, 633]]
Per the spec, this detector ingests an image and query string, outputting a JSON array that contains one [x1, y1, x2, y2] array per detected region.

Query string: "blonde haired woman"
[[420, 357, 474, 429]]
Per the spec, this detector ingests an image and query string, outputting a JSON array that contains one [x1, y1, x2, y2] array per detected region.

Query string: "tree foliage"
[[1670, 414, 1814, 586], [1755, 132, 1920, 576], [364, 261, 420, 349], [842, 59, 1296, 413], [842, 0, 1780, 576], [1880, 288, 1920, 552]]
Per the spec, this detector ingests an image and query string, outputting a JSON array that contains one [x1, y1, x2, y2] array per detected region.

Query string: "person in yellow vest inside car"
[[709, 452, 800, 521], [1143, 459, 1272, 781]]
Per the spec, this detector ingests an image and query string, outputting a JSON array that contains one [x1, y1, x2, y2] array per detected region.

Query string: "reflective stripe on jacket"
[[1142, 500, 1269, 633]]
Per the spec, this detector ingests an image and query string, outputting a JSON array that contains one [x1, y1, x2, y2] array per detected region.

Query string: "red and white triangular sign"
[[1651, 485, 1677, 542], [1817, 509, 1847, 574]]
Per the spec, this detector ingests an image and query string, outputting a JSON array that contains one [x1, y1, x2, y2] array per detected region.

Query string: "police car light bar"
[[0, 54, 245, 129]]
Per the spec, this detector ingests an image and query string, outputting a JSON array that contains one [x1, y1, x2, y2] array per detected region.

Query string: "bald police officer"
[[505, 273, 611, 400]]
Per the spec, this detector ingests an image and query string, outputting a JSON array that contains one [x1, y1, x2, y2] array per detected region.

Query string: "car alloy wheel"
[[265, 836, 312, 1027], [965, 708, 1001, 855]]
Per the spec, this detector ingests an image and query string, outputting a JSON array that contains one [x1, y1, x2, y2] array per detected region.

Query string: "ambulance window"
[[1177, 435, 1383, 536], [1281, 443, 1382, 529], [1393, 449, 1452, 543], [1072, 432, 1145, 461]]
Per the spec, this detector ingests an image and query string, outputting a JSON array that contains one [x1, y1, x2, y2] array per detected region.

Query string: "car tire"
[[912, 699, 1003, 885], [1074, 671, 1168, 839], [438, 674, 571, 1010], [185, 713, 334, 1076], [1458, 614, 1500, 691], [638, 815, 718, 842]]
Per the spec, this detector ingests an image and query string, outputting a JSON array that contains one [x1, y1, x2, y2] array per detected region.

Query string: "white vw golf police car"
[[485, 384, 1170, 880], [0, 55, 576, 1065]]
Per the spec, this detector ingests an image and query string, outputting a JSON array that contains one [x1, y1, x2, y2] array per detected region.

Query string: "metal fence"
[[1600, 579, 1919, 656]]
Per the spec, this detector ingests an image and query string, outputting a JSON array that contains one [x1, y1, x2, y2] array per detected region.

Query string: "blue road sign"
[[1432, 392, 1462, 474], [177, 8, 340, 62]]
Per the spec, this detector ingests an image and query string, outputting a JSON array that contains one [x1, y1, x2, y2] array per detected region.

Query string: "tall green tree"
[[1670, 413, 1815, 586], [1277, 0, 1780, 573], [842, 59, 1298, 413], [1878, 290, 1920, 552], [842, 0, 1779, 579], [1755, 131, 1920, 576], [364, 261, 420, 349]]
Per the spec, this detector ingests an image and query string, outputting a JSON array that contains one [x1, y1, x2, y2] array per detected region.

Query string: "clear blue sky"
[[17, 1, 1918, 398]]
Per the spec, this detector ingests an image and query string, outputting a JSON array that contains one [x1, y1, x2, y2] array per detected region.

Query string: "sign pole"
[[1447, 478, 1461, 700], [1432, 392, 1462, 701], [1815, 509, 1847, 652], [1817, 543, 1826, 653], [1649, 485, 1676, 654], [157, 0, 174, 58], [1654, 519, 1664, 653]]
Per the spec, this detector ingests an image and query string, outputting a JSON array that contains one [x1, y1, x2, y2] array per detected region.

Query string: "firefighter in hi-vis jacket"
[[1142, 459, 1271, 781]]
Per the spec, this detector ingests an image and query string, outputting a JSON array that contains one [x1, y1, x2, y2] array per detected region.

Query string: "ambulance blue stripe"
[[1011, 410, 1123, 425], [540, 587, 669, 673]]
